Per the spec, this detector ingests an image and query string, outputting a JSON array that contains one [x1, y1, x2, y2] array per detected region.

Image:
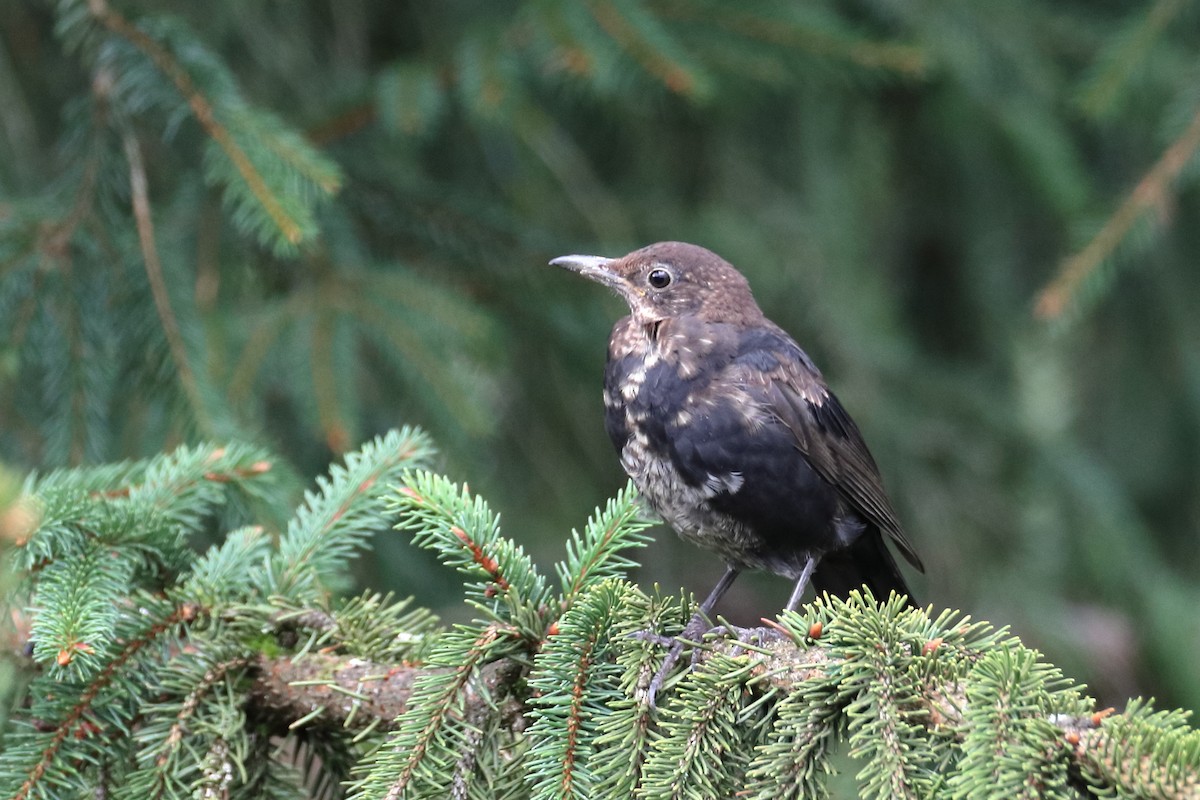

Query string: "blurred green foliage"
[[1, 0, 1199, 721]]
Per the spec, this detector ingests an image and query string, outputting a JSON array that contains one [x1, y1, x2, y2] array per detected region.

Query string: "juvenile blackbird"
[[551, 242, 923, 692]]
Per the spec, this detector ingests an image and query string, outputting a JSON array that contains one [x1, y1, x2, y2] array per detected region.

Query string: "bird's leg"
[[714, 560, 821, 658], [784, 555, 819, 612], [646, 566, 740, 709], [693, 565, 741, 627]]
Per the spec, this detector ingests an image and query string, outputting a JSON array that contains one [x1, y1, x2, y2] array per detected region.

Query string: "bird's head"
[[551, 241, 764, 325]]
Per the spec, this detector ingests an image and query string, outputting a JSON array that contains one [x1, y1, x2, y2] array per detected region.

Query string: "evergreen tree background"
[[2, 1, 1200, 792]]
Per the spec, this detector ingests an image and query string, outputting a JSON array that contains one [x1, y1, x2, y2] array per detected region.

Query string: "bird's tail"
[[811, 532, 917, 607]]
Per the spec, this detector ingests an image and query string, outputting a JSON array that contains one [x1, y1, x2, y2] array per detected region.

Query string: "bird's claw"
[[710, 624, 786, 657], [628, 628, 675, 648], [644, 622, 787, 708]]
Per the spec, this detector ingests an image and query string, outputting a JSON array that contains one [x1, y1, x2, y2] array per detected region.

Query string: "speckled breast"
[[600, 317, 771, 569]]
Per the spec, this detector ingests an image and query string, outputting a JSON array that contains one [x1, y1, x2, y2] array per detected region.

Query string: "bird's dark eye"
[[648, 268, 672, 289]]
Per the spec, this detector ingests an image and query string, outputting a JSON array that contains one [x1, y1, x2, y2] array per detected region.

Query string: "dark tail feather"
[[811, 533, 917, 607]]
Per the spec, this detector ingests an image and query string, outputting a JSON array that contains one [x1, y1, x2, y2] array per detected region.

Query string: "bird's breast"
[[601, 323, 777, 564]]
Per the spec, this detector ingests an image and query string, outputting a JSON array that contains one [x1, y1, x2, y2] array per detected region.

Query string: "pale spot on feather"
[[677, 357, 700, 380], [621, 366, 647, 400], [704, 472, 744, 497]]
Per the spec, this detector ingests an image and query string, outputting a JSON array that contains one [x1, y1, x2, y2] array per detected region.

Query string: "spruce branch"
[[251, 652, 422, 734], [699, 597, 1200, 798], [6, 446, 1200, 797], [510, 102, 636, 243], [743, 679, 843, 800], [12, 602, 196, 800], [266, 591, 439, 666], [348, 622, 524, 800], [87, 0, 315, 248], [196, 737, 235, 800], [30, 83, 106, 287], [947, 648, 1073, 799], [839, 598, 935, 799], [583, 0, 709, 98], [556, 483, 652, 607], [272, 428, 435, 596], [394, 471, 551, 638], [845, 655, 925, 799], [224, 299, 292, 404], [527, 579, 638, 799], [590, 591, 680, 795], [14, 443, 278, 679], [1035, 101, 1200, 321], [122, 130, 211, 434], [81, 0, 342, 255], [18, 441, 277, 584], [80, 596, 1191, 800], [342, 280, 502, 439], [133, 653, 255, 800], [1077, 0, 1186, 119], [638, 652, 761, 798], [27, 443, 270, 508], [1067, 700, 1200, 799], [311, 307, 351, 453], [28, 544, 132, 677], [196, 104, 341, 254], [650, 0, 927, 77]]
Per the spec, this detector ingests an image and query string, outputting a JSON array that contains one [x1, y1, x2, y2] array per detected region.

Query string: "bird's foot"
[[646, 639, 686, 710], [628, 628, 676, 648], [703, 623, 787, 659], [643, 611, 716, 709], [644, 618, 785, 708]]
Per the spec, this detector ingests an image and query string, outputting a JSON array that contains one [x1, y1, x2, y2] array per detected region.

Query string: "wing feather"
[[755, 364, 924, 572]]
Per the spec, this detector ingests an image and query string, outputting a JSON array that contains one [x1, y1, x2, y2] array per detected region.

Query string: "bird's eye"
[[648, 268, 672, 289]]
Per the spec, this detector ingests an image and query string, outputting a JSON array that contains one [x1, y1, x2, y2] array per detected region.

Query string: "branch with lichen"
[[5, 441, 1198, 799], [237, 596, 1200, 799]]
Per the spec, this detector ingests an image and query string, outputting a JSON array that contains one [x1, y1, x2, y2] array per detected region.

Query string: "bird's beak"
[[549, 254, 623, 291]]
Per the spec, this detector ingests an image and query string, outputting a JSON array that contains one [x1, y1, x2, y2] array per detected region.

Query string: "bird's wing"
[[742, 345, 925, 572]]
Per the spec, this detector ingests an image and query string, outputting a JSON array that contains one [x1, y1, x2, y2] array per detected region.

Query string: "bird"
[[550, 241, 923, 703]]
